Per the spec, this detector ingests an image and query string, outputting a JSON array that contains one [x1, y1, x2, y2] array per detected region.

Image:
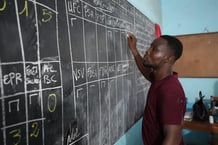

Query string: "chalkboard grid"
[[0, 0, 155, 145]]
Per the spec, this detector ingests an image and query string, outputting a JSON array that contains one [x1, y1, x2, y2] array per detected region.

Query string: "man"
[[127, 33, 186, 145]]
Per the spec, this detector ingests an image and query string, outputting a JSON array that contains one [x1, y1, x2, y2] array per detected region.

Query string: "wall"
[[114, 118, 144, 145], [161, 0, 218, 35], [161, 0, 218, 105], [162, 0, 218, 145]]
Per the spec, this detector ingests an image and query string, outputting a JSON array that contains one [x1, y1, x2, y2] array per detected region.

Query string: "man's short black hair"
[[161, 35, 183, 60]]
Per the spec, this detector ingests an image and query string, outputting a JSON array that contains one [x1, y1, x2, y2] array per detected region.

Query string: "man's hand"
[[127, 33, 138, 56]]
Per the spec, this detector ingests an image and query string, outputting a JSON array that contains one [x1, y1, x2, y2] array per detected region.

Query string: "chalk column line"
[[94, 7, 102, 145], [81, 2, 90, 145], [31, 0, 46, 144], [64, 0, 77, 119], [0, 59, 6, 145], [54, 0, 65, 144], [14, 0, 30, 145]]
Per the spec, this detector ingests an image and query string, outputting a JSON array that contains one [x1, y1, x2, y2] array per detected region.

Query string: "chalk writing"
[[3, 72, 22, 86], [76, 88, 83, 98], [43, 74, 57, 84], [0, 0, 6, 11], [28, 93, 39, 105], [98, 65, 108, 78], [87, 66, 98, 79], [0, 0, 55, 20], [41, 9, 53, 22], [47, 93, 57, 113], [95, 10, 105, 24], [68, 0, 81, 14], [66, 126, 81, 145], [26, 64, 39, 85], [116, 63, 123, 73], [41, 63, 59, 85], [121, 63, 129, 73], [30, 122, 40, 138], [9, 129, 21, 145], [26, 65, 38, 76], [108, 64, 116, 74], [93, 0, 114, 13], [42, 63, 57, 74], [83, 4, 95, 20], [100, 81, 106, 88], [73, 67, 85, 81], [18, 0, 28, 16], [8, 99, 20, 112], [70, 17, 77, 27]]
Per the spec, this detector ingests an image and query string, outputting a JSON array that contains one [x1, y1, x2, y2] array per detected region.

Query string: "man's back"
[[142, 73, 186, 145]]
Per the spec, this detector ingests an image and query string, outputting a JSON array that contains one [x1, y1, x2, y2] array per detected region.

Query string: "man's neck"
[[152, 68, 173, 81]]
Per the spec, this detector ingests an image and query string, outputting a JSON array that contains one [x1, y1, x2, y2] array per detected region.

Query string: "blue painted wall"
[[161, 0, 218, 35], [114, 118, 144, 145], [161, 0, 218, 104], [180, 78, 218, 104]]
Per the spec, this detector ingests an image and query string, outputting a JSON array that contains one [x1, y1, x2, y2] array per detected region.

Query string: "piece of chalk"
[[127, 34, 129, 38]]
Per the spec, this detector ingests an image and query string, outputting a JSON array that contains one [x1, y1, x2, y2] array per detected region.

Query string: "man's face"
[[143, 37, 171, 69]]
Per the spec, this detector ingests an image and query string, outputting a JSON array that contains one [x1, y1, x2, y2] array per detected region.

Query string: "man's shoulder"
[[160, 75, 181, 88]]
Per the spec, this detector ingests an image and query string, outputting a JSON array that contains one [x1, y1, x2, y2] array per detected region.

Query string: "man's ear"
[[164, 55, 176, 64], [168, 55, 176, 64]]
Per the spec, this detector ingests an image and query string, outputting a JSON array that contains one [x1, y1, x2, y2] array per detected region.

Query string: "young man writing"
[[127, 33, 186, 145]]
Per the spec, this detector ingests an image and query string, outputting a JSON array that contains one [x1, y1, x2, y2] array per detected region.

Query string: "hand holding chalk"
[[127, 33, 132, 40], [127, 33, 137, 49], [127, 33, 138, 55]]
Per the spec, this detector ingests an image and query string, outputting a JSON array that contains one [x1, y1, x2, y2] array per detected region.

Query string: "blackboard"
[[0, 0, 155, 145]]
